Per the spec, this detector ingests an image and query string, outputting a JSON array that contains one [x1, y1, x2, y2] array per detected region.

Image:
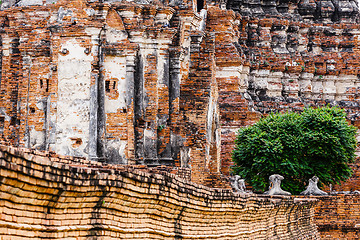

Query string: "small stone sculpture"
[[229, 175, 247, 193], [265, 174, 291, 195], [300, 176, 328, 196]]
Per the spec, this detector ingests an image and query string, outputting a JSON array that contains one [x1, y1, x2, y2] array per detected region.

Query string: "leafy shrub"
[[232, 107, 357, 194]]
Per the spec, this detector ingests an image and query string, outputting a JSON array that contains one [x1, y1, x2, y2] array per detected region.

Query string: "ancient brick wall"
[[0, 145, 320, 239], [1, 0, 360, 239], [216, 0, 360, 174], [314, 195, 360, 239], [0, 0, 181, 166], [1, 0, 360, 187], [0, 0, 227, 188]]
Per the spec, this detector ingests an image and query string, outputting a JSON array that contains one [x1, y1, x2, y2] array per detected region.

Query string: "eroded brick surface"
[[314, 195, 360, 239], [0, 145, 320, 239], [0, 0, 359, 184], [0, 0, 360, 238]]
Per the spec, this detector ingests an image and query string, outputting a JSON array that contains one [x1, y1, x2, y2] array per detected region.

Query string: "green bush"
[[232, 107, 357, 194]]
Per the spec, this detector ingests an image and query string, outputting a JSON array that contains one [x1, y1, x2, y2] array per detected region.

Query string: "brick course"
[[0, 145, 320, 239]]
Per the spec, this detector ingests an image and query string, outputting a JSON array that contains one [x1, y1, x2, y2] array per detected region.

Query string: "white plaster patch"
[[16, 0, 43, 6], [335, 74, 357, 100], [2, 36, 10, 57], [105, 28, 128, 43], [144, 129, 155, 138], [215, 66, 241, 78], [106, 139, 128, 163], [251, 70, 268, 90], [85, 27, 102, 56], [29, 127, 45, 149], [118, 10, 135, 19], [322, 75, 337, 99], [56, 38, 93, 157], [85, 8, 96, 17]]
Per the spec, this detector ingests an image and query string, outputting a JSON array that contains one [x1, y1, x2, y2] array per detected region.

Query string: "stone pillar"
[[298, 24, 310, 53], [141, 43, 160, 164], [239, 65, 250, 93], [282, 72, 300, 99], [283, 59, 302, 99], [125, 53, 137, 163], [286, 23, 300, 54], [87, 28, 102, 161], [156, 42, 172, 165]]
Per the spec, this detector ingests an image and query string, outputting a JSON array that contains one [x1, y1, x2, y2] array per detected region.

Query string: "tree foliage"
[[232, 107, 358, 194]]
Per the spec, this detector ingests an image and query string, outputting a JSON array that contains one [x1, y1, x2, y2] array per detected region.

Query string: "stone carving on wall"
[[300, 176, 328, 196], [265, 174, 291, 195], [229, 175, 247, 193]]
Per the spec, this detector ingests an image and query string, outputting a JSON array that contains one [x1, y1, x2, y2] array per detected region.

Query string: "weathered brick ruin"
[[0, 0, 360, 238]]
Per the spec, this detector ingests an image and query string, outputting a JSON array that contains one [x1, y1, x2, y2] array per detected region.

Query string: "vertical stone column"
[[125, 52, 137, 164], [119, 5, 176, 165], [156, 41, 172, 165], [180, 30, 211, 184], [282, 73, 298, 99], [298, 23, 310, 53], [169, 49, 182, 165], [7, 34, 22, 146], [308, 27, 322, 55], [355, 75, 360, 101], [253, 69, 270, 97], [239, 65, 250, 93], [47, 33, 60, 153], [134, 39, 175, 165], [87, 28, 102, 161], [311, 55, 326, 100], [141, 43, 159, 164], [155, 9, 176, 165], [287, 23, 300, 54]]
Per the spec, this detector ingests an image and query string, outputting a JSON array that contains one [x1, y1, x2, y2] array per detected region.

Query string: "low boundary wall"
[[0, 145, 319, 239]]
